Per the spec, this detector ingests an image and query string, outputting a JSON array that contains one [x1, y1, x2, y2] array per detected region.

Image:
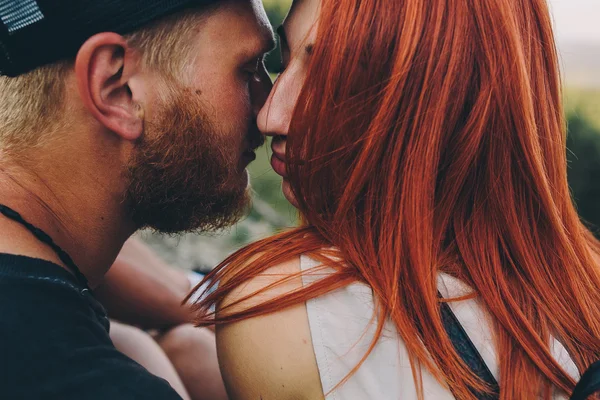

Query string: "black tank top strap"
[[439, 292, 500, 399]]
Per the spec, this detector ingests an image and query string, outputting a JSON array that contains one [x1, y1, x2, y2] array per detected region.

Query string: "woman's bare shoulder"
[[215, 255, 325, 400]]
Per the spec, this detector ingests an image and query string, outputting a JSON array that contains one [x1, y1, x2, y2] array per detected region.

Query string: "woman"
[[192, 0, 600, 398]]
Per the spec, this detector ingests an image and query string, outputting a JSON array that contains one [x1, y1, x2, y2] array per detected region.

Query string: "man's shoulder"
[[0, 344, 183, 399], [0, 253, 182, 400], [0, 253, 81, 292], [0, 253, 101, 330]]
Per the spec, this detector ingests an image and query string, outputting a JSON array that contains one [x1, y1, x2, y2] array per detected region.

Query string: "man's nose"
[[250, 64, 273, 116]]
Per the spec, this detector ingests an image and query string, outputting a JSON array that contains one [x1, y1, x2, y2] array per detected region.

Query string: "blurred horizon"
[[549, 0, 600, 43], [546, 0, 599, 87]]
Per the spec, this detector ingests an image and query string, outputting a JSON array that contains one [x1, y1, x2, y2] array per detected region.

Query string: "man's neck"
[[0, 159, 135, 287]]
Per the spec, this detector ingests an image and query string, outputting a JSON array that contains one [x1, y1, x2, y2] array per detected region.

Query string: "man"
[[0, 0, 274, 398]]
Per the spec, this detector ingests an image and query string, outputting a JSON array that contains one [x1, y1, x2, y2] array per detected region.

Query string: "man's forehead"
[[209, 0, 274, 51], [218, 0, 272, 33]]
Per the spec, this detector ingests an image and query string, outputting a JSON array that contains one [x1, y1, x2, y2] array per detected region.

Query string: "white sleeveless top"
[[300, 255, 580, 399]]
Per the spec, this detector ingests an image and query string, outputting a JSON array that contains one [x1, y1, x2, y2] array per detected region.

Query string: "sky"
[[547, 0, 600, 43]]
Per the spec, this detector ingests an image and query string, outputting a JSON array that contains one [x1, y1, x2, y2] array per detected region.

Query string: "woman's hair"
[[193, 0, 600, 398]]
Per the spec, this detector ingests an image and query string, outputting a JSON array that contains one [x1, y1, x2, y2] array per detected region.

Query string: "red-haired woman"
[[192, 0, 600, 398]]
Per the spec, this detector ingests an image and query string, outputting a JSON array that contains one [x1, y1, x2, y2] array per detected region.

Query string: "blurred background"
[[139, 0, 600, 269]]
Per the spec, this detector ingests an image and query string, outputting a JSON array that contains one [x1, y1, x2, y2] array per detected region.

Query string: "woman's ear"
[[75, 32, 144, 141]]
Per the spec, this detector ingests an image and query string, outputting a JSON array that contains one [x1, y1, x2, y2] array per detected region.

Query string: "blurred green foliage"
[[565, 89, 600, 130], [263, 0, 292, 73], [567, 109, 600, 235]]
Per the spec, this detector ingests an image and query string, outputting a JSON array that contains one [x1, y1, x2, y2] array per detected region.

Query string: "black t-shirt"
[[0, 253, 183, 400]]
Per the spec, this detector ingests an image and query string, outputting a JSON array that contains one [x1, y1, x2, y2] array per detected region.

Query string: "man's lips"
[[242, 150, 257, 163], [246, 126, 265, 153], [240, 130, 265, 167], [249, 135, 265, 151]]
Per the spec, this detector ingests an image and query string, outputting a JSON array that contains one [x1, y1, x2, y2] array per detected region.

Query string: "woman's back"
[[301, 255, 580, 399]]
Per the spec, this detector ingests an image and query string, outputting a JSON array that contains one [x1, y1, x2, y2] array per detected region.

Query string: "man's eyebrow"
[[241, 31, 276, 64], [254, 28, 276, 59]]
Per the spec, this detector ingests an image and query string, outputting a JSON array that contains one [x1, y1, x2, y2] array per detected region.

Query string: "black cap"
[[0, 0, 216, 77]]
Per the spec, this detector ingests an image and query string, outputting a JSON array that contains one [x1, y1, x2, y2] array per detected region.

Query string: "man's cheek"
[[212, 86, 249, 121]]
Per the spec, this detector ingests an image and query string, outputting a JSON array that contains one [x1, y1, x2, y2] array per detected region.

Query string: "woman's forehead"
[[284, 0, 320, 45]]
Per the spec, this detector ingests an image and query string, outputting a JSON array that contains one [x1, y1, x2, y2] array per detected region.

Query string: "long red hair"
[[192, 0, 600, 398]]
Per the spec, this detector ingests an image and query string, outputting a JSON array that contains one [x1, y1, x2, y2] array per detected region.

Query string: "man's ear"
[[75, 32, 143, 141]]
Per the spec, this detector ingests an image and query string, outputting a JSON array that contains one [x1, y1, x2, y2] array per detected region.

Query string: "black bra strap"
[[440, 295, 500, 399], [571, 360, 600, 400]]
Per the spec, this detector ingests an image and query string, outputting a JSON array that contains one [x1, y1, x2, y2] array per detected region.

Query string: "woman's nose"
[[257, 77, 294, 137]]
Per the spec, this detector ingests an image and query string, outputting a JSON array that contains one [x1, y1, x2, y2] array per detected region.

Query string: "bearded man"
[[0, 0, 274, 398]]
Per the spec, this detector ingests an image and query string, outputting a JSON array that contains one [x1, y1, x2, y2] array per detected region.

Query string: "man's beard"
[[125, 90, 251, 234]]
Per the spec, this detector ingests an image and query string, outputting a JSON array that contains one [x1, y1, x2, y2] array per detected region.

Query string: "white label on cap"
[[0, 0, 44, 33]]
